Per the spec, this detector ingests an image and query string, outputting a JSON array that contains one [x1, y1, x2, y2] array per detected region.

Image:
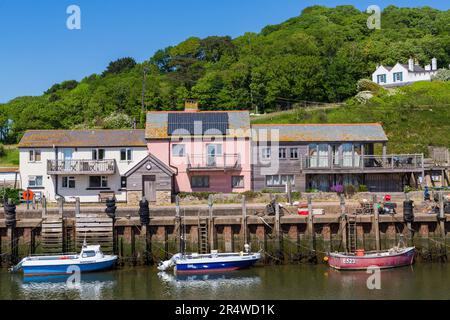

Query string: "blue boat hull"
[[22, 259, 117, 276], [175, 258, 259, 274]]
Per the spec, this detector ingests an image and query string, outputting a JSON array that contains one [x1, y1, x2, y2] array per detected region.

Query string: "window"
[[121, 176, 127, 189], [172, 144, 185, 157], [120, 148, 132, 161], [92, 149, 105, 160], [206, 144, 223, 156], [28, 176, 43, 187], [393, 72, 403, 82], [376, 74, 386, 84], [191, 176, 209, 188], [265, 175, 295, 187], [290, 148, 298, 159], [29, 150, 42, 162], [81, 251, 96, 258], [279, 148, 287, 159], [232, 176, 245, 188], [261, 148, 271, 159], [89, 176, 108, 188], [62, 176, 76, 189]]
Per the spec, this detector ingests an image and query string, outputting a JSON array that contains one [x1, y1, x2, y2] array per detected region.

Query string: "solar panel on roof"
[[167, 113, 229, 136]]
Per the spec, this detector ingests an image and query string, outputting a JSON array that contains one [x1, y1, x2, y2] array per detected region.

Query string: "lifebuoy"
[[22, 190, 35, 201]]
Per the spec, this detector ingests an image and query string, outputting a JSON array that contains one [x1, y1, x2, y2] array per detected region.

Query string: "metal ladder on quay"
[[347, 215, 357, 253], [198, 214, 209, 254]]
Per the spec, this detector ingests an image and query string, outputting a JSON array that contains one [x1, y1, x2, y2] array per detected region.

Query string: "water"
[[0, 264, 449, 300]]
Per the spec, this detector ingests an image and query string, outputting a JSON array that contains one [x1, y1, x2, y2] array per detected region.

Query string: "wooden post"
[[307, 195, 314, 251], [175, 195, 182, 253], [41, 195, 47, 219], [286, 180, 292, 205], [208, 194, 214, 251], [373, 194, 380, 251], [274, 197, 281, 252], [58, 197, 64, 219], [405, 192, 413, 246], [339, 194, 347, 252], [242, 195, 247, 246], [438, 191, 446, 254]]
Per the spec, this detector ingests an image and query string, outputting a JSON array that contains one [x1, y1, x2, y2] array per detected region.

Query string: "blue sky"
[[0, 0, 448, 103]]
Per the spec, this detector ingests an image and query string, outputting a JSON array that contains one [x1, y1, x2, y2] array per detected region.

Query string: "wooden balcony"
[[300, 154, 424, 174], [187, 154, 241, 172], [47, 159, 116, 175]]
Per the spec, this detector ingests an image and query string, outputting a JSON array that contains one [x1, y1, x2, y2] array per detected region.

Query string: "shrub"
[[0, 188, 21, 205], [102, 112, 132, 129], [432, 69, 450, 82], [357, 79, 383, 93], [358, 184, 368, 192], [241, 190, 262, 200], [345, 184, 357, 196], [178, 192, 217, 200], [330, 184, 344, 194]]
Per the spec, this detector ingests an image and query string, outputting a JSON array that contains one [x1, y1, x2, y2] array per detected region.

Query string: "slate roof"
[[146, 111, 251, 139], [252, 123, 388, 143], [18, 130, 146, 148]]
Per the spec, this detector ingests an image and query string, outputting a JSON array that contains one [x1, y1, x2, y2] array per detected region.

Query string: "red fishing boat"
[[325, 246, 416, 270]]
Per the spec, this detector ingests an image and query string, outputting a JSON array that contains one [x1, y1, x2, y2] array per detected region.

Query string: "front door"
[[143, 175, 156, 202], [206, 144, 219, 167]]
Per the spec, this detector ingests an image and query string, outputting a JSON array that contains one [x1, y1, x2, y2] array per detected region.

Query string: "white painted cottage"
[[18, 130, 149, 203], [372, 58, 439, 87]]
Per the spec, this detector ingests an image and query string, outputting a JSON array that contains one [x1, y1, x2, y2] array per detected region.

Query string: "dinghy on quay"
[[10, 243, 117, 276]]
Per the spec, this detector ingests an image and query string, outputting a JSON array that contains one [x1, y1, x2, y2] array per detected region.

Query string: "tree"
[[102, 57, 137, 76]]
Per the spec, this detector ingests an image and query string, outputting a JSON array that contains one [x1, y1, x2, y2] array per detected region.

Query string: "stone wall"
[[156, 191, 172, 205], [127, 191, 141, 206]]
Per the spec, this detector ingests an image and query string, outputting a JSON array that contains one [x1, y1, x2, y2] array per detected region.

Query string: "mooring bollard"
[[5, 199, 17, 264]]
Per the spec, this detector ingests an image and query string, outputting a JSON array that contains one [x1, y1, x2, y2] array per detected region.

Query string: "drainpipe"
[[53, 146, 63, 200]]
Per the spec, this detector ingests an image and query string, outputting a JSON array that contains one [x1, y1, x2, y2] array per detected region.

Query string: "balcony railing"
[[301, 154, 424, 171], [47, 159, 116, 175], [187, 154, 241, 171]]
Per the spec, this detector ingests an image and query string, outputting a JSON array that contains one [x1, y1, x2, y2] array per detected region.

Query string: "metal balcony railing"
[[47, 159, 116, 175], [300, 154, 424, 171], [187, 154, 241, 171]]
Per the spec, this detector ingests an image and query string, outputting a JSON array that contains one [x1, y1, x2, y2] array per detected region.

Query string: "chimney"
[[184, 99, 199, 112], [432, 57, 437, 71], [408, 58, 414, 72], [425, 64, 431, 71]]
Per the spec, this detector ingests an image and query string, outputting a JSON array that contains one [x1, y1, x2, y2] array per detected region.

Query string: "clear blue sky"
[[0, 0, 448, 103]]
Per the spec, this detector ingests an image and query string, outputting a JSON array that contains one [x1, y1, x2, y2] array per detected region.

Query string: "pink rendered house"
[[146, 102, 252, 194]]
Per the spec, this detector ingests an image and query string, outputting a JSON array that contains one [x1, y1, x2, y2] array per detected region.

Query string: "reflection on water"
[[9, 273, 117, 300], [1, 263, 449, 300]]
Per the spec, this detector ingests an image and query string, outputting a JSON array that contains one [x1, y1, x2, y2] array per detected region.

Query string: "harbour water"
[[0, 263, 449, 300]]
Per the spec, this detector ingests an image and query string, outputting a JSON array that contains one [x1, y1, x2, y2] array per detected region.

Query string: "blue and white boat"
[[10, 244, 117, 276], [158, 245, 261, 274]]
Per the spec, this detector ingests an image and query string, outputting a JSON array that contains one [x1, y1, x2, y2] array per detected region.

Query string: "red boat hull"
[[327, 247, 415, 270]]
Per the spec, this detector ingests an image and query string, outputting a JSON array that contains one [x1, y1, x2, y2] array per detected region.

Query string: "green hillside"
[[251, 81, 450, 154], [0, 5, 449, 144]]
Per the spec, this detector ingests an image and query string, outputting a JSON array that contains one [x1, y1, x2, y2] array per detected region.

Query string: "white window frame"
[[62, 176, 76, 189], [28, 175, 43, 187], [89, 175, 108, 188], [120, 148, 132, 161], [92, 148, 105, 160], [172, 144, 186, 157], [279, 148, 287, 159], [290, 148, 299, 159], [29, 149, 42, 162], [265, 175, 295, 187], [231, 176, 245, 189], [261, 147, 271, 159]]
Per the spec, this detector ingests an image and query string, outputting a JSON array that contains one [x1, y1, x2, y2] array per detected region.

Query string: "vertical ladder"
[[347, 215, 357, 253], [198, 215, 209, 254]]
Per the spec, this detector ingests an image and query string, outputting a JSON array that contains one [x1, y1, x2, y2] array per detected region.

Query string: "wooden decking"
[[75, 213, 113, 253]]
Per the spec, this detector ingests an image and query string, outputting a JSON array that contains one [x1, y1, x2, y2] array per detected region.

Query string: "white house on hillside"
[[372, 58, 439, 87], [18, 130, 149, 203]]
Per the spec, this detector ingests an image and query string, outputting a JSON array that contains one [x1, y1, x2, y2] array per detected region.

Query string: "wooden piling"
[[241, 195, 248, 246], [339, 195, 347, 252], [274, 198, 281, 251], [373, 194, 381, 251], [307, 195, 314, 252], [208, 195, 214, 251]]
